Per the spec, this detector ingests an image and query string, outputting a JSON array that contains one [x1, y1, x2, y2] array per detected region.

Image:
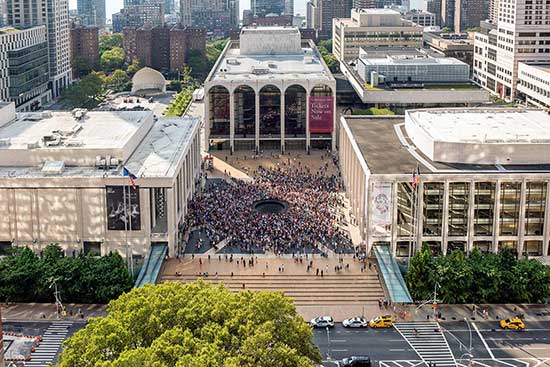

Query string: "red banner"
[[309, 96, 334, 133]]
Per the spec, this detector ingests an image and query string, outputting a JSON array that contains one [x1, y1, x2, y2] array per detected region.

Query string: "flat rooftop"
[[527, 63, 550, 73], [208, 42, 333, 84], [344, 114, 550, 175], [409, 109, 550, 144], [361, 55, 466, 66]]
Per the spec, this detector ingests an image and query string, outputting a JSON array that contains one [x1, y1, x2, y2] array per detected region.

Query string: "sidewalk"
[[2, 303, 108, 322]]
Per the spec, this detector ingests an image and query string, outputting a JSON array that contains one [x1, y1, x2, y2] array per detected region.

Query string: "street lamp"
[[49, 278, 64, 319]]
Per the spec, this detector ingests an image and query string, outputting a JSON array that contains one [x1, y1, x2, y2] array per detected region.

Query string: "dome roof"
[[131, 67, 166, 94]]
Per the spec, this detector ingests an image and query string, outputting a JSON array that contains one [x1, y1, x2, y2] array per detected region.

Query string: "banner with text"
[[309, 96, 334, 133], [371, 182, 392, 236]]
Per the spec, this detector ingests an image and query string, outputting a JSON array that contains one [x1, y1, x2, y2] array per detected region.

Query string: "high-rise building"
[[77, 0, 106, 27], [352, 0, 377, 8], [6, 0, 72, 97], [0, 0, 7, 27], [472, 0, 550, 100], [70, 24, 99, 78], [113, 1, 165, 31], [333, 9, 424, 61], [307, 0, 353, 39], [251, 0, 286, 16], [488, 0, 498, 23], [426, 0, 442, 25], [165, 0, 174, 14], [180, 0, 238, 38], [441, 0, 487, 32], [0, 26, 52, 110]]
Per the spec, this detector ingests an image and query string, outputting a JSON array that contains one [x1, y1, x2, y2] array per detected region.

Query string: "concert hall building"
[[0, 102, 200, 258], [204, 26, 337, 152], [339, 108, 550, 259]]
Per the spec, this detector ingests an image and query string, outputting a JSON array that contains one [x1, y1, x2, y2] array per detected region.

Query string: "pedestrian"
[[242, 283, 245, 289], [378, 299, 382, 309], [321, 270, 324, 277], [316, 268, 319, 276]]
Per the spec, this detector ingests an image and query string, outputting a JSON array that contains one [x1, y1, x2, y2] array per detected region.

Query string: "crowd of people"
[[186, 160, 355, 255]]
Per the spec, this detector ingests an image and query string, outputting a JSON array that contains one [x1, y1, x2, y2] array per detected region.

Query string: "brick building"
[[123, 25, 206, 73], [70, 24, 99, 78]]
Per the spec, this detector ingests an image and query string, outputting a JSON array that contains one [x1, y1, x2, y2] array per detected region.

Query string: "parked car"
[[369, 315, 393, 328], [342, 317, 368, 328], [500, 317, 525, 330], [310, 316, 334, 328], [337, 355, 372, 367]]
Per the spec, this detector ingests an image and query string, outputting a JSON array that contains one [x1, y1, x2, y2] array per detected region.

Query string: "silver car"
[[310, 316, 335, 328], [342, 317, 368, 328]]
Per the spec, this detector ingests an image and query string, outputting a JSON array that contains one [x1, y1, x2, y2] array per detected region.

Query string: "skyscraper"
[[352, 0, 376, 8], [307, 0, 353, 39], [473, 0, 550, 100], [441, 0, 487, 31], [180, 0, 239, 38], [0, 0, 7, 27], [113, 0, 165, 31], [6, 0, 72, 97], [77, 0, 106, 27], [251, 0, 286, 16]]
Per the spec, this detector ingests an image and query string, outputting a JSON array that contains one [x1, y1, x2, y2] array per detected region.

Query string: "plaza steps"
[[160, 274, 385, 305]]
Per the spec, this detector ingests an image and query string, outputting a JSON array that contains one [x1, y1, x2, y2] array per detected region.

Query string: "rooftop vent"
[[42, 160, 65, 175], [227, 58, 240, 65], [0, 138, 11, 147]]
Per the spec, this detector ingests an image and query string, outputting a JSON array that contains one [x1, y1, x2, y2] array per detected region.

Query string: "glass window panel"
[[448, 182, 470, 236], [525, 182, 546, 236], [423, 182, 444, 236], [474, 182, 495, 236], [500, 182, 521, 236]]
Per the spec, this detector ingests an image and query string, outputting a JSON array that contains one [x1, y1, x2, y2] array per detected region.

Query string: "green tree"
[[73, 56, 93, 77], [168, 79, 182, 92], [318, 39, 333, 53], [99, 33, 123, 55], [107, 69, 129, 92], [317, 45, 339, 73], [406, 244, 434, 301], [430, 251, 473, 304], [60, 71, 105, 108], [127, 58, 142, 76], [100, 47, 125, 72], [58, 281, 321, 367], [0, 247, 42, 302]]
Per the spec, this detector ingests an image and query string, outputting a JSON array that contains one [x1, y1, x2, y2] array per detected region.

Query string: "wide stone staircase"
[[161, 273, 384, 305]]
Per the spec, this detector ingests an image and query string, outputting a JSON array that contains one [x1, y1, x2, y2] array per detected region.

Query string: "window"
[[474, 182, 496, 236], [500, 182, 521, 236]]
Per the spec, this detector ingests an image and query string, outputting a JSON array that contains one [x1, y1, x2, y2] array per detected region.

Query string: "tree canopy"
[[0, 244, 133, 304], [99, 33, 123, 55], [100, 47, 125, 72], [58, 281, 321, 367], [60, 71, 106, 108], [406, 245, 550, 304]]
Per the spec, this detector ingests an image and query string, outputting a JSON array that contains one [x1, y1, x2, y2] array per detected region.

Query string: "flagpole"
[[123, 184, 130, 270], [128, 182, 134, 276]]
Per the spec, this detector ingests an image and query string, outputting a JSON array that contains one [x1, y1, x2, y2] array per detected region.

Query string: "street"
[[314, 320, 550, 367]]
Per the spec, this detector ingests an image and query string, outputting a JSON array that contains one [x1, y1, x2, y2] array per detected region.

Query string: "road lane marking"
[[473, 322, 495, 359]]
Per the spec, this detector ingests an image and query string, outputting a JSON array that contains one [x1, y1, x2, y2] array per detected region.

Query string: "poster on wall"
[[309, 96, 334, 133], [106, 186, 141, 231], [371, 182, 392, 236]]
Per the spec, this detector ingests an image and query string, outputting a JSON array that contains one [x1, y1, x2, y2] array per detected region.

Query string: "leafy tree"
[[100, 47, 125, 72], [318, 39, 333, 53], [406, 244, 433, 301], [127, 58, 142, 76], [60, 71, 105, 108], [317, 45, 339, 73], [107, 69, 129, 92], [58, 281, 322, 367], [99, 33, 123, 55], [72, 56, 93, 78], [168, 79, 183, 92], [0, 247, 42, 302]]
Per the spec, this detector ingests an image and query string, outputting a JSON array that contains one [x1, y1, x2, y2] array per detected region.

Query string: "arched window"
[[259, 85, 281, 136], [284, 85, 307, 137], [208, 86, 230, 136], [234, 85, 256, 138]]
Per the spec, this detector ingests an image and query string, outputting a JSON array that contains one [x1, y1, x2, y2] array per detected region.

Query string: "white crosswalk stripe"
[[25, 321, 73, 367], [393, 321, 457, 367]]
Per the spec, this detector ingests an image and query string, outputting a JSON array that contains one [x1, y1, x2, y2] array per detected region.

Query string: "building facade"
[[424, 31, 474, 66], [70, 24, 99, 78], [339, 108, 550, 258], [180, 0, 238, 38], [333, 9, 424, 62], [0, 26, 52, 111], [204, 27, 337, 153], [353, 0, 377, 8], [123, 25, 206, 73], [112, 1, 165, 31], [517, 63, 550, 108], [472, 0, 550, 100], [77, 0, 106, 27], [404, 11, 436, 27], [251, 0, 287, 16], [0, 103, 201, 258], [6, 0, 72, 97], [307, 0, 353, 39]]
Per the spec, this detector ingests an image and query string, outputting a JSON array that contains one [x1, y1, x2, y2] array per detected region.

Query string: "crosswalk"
[[25, 321, 73, 367], [393, 321, 457, 367]]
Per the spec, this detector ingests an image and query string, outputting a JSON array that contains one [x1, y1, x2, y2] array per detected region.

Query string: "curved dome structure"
[[131, 67, 166, 95]]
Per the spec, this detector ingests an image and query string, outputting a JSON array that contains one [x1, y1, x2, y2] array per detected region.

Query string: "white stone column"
[[204, 88, 210, 151], [441, 180, 450, 255], [280, 91, 285, 153], [517, 179, 527, 257], [332, 91, 337, 151], [467, 180, 476, 253], [391, 181, 399, 256], [493, 180, 501, 253], [166, 188, 176, 257], [415, 182, 424, 252], [229, 90, 235, 153], [255, 90, 260, 153], [306, 89, 311, 153], [543, 182, 550, 257]]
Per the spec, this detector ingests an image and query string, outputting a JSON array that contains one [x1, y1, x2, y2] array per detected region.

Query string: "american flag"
[[123, 167, 137, 189]]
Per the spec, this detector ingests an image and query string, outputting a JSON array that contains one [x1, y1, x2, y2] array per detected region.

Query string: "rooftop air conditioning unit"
[[42, 160, 65, 175]]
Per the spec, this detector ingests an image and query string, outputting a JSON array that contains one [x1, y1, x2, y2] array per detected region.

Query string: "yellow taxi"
[[369, 315, 393, 328], [500, 317, 525, 330]]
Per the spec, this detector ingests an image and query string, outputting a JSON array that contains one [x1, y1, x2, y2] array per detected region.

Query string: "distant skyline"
[[68, 0, 424, 21]]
